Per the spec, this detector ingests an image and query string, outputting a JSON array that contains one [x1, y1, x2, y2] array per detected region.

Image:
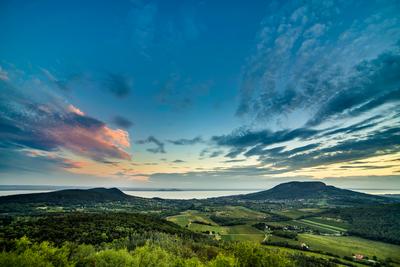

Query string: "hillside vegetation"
[[321, 204, 400, 244], [1, 182, 399, 266]]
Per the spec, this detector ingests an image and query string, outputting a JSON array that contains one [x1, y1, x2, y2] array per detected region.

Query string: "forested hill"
[[0, 182, 397, 207], [321, 204, 400, 244], [235, 181, 396, 205], [0, 187, 137, 204]]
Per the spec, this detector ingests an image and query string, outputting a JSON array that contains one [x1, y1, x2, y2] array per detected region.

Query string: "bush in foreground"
[[0, 236, 342, 267]]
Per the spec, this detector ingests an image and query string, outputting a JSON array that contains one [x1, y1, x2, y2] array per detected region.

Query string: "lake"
[[123, 190, 258, 199]]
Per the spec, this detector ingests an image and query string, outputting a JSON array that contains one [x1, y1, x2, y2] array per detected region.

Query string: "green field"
[[215, 205, 266, 219], [305, 216, 349, 230], [263, 245, 366, 267], [297, 219, 344, 234], [168, 207, 400, 264], [273, 208, 323, 219], [265, 220, 340, 234], [221, 224, 265, 241], [167, 208, 265, 241], [167, 210, 215, 226], [267, 233, 400, 265], [298, 234, 400, 263]]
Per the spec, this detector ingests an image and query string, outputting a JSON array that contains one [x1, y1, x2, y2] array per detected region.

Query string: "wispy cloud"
[[209, 105, 400, 174], [112, 115, 134, 129], [167, 136, 203, 145], [237, 0, 400, 128], [156, 72, 213, 111], [105, 74, 132, 98], [127, 0, 203, 59], [0, 65, 9, 81], [136, 136, 165, 154], [40, 67, 71, 91]]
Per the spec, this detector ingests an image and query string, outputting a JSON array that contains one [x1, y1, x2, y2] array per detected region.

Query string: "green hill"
[[238, 181, 394, 205], [0, 187, 133, 204]]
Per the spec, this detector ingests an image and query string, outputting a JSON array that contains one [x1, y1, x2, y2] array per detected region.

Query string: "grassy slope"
[[168, 206, 400, 264], [167, 208, 265, 241], [300, 219, 346, 232], [298, 234, 400, 263], [273, 208, 324, 219], [263, 245, 367, 267], [217, 206, 266, 218], [305, 217, 349, 229]]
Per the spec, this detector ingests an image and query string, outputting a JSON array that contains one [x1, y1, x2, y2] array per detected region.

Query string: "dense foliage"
[[209, 215, 247, 226], [0, 188, 193, 216], [0, 236, 341, 267], [321, 204, 400, 244], [0, 212, 202, 247], [272, 230, 298, 240]]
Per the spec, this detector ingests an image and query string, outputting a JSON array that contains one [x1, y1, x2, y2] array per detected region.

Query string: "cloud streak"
[[237, 0, 400, 127], [211, 111, 400, 174], [136, 136, 166, 154], [167, 136, 203, 145]]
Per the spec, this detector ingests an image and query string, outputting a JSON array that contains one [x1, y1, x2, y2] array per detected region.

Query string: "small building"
[[353, 254, 364, 260]]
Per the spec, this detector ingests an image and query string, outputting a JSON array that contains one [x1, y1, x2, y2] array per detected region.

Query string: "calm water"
[[0, 190, 52, 197], [351, 189, 400, 195], [123, 190, 258, 199], [0, 189, 399, 199]]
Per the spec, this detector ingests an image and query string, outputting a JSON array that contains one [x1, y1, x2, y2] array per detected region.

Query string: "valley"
[[1, 181, 399, 266]]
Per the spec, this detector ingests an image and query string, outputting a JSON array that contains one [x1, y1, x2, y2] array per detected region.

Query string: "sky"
[[0, 0, 399, 189]]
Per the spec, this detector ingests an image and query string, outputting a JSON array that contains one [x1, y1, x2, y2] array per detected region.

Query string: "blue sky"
[[0, 0, 399, 189]]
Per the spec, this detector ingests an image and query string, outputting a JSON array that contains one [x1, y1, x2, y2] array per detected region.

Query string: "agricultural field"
[[298, 234, 400, 264], [304, 216, 349, 230], [272, 208, 324, 219], [166, 210, 214, 226], [296, 219, 345, 234], [220, 224, 265, 242], [265, 230, 400, 265], [214, 205, 266, 218], [167, 207, 266, 241], [168, 206, 400, 265], [264, 215, 348, 235], [263, 245, 367, 267]]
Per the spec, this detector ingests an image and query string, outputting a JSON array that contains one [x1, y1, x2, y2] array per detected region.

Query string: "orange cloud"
[[50, 124, 131, 161]]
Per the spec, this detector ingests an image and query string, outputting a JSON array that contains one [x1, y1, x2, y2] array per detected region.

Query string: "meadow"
[[166, 206, 400, 266], [298, 234, 400, 263]]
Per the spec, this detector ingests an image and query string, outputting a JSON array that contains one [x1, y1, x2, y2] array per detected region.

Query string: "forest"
[[1, 183, 400, 266]]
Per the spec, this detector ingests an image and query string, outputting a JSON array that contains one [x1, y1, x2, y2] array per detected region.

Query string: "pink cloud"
[[50, 124, 131, 161], [23, 149, 86, 169], [67, 104, 85, 116], [1, 68, 132, 166]]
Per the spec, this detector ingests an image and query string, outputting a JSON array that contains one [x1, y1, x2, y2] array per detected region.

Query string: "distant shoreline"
[[1, 185, 400, 191], [0, 185, 262, 191]]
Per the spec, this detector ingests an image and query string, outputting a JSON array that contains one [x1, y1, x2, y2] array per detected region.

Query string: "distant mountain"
[[237, 181, 395, 205], [0, 182, 396, 207], [0, 187, 135, 204]]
